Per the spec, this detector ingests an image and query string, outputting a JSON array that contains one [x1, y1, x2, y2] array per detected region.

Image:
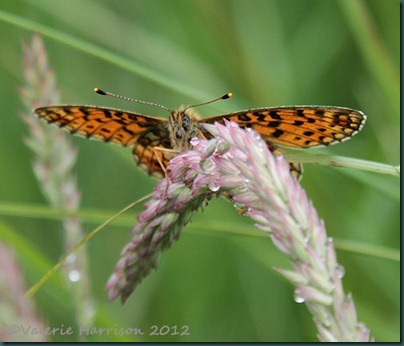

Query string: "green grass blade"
[[0, 9, 210, 101]]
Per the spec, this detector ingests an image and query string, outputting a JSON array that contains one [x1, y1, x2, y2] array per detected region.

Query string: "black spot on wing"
[[272, 129, 284, 138], [268, 121, 281, 128], [269, 111, 282, 120]]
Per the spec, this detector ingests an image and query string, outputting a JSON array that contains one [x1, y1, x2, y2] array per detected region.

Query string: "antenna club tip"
[[223, 92, 233, 99], [94, 87, 106, 95]]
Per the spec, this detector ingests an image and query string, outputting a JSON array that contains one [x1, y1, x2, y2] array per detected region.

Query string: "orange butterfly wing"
[[34, 106, 171, 177], [203, 106, 366, 148], [201, 106, 366, 179]]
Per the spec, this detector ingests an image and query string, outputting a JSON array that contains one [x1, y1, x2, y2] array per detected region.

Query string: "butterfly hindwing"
[[132, 129, 172, 178]]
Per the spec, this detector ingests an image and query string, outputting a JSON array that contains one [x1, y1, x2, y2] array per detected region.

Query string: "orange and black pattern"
[[35, 103, 366, 179], [204, 106, 365, 148], [35, 106, 171, 177]]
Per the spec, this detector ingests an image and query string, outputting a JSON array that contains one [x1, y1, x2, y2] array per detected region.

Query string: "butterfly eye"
[[176, 131, 183, 139], [182, 115, 190, 130]]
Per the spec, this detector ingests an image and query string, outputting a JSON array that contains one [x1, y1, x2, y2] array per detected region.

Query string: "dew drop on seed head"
[[68, 270, 81, 282], [208, 180, 220, 192], [336, 264, 345, 279], [201, 158, 216, 172], [217, 141, 230, 155], [65, 253, 76, 264], [294, 290, 305, 303], [250, 129, 261, 141], [190, 137, 200, 146]]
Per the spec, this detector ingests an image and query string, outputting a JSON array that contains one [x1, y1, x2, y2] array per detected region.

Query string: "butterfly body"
[[34, 102, 366, 179]]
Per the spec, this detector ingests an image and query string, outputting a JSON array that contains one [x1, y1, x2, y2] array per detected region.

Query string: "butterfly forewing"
[[202, 106, 366, 149], [35, 105, 171, 177]]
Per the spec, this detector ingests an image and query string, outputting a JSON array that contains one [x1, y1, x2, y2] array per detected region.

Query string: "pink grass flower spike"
[[106, 120, 371, 342]]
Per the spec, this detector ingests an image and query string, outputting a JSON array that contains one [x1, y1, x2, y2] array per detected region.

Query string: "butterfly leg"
[[152, 146, 179, 196], [195, 130, 208, 140]]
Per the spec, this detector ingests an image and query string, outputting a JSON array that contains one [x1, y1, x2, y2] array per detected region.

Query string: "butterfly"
[[34, 88, 366, 180]]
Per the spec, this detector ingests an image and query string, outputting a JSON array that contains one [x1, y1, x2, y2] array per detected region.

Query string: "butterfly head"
[[168, 107, 201, 151]]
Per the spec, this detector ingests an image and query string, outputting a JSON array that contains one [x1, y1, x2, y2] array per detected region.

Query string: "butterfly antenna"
[[184, 92, 232, 111], [94, 88, 171, 112]]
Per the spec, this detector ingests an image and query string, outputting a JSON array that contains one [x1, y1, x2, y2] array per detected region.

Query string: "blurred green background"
[[0, 0, 399, 342]]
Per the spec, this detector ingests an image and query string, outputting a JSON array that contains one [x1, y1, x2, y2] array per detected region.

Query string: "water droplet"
[[294, 290, 305, 303], [250, 129, 262, 141], [336, 264, 345, 278], [68, 270, 81, 282], [208, 180, 220, 192], [190, 137, 200, 146], [201, 158, 216, 172], [65, 253, 76, 264], [256, 138, 267, 151], [217, 141, 230, 154]]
